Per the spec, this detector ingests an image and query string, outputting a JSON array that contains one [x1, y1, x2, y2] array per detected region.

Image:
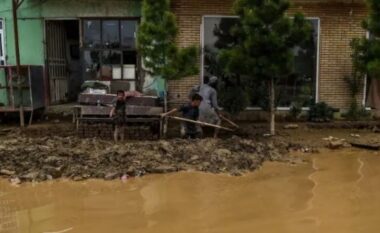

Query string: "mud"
[[2, 120, 380, 183], [0, 131, 291, 183]]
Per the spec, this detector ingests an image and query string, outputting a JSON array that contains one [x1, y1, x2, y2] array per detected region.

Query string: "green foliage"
[[219, 1, 312, 82], [218, 84, 250, 114], [362, 0, 380, 37], [345, 0, 380, 121], [351, 0, 380, 79], [343, 102, 371, 121], [219, 0, 311, 133], [308, 102, 335, 122], [137, 0, 198, 80], [204, 50, 249, 113], [344, 74, 363, 99], [289, 103, 303, 120], [343, 74, 370, 120]]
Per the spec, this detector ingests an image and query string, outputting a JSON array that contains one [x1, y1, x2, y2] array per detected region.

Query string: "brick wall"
[[170, 0, 368, 110]]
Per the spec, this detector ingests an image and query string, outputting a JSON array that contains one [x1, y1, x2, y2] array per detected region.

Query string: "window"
[[364, 33, 377, 108], [82, 19, 138, 84], [201, 16, 320, 108], [0, 19, 5, 65]]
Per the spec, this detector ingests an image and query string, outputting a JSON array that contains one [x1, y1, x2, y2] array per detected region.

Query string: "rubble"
[[0, 135, 291, 183], [323, 136, 349, 149]]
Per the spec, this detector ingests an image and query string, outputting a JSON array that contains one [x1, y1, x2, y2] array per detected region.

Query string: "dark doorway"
[[46, 20, 81, 104]]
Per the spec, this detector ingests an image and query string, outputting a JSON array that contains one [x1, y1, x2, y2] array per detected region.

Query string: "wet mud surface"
[[1, 121, 380, 183], [0, 130, 290, 182]]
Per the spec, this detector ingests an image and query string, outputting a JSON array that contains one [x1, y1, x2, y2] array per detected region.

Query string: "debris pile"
[[0, 135, 289, 183]]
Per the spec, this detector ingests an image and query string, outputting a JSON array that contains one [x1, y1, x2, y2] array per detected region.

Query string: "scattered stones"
[[73, 176, 85, 182], [0, 169, 15, 176], [283, 124, 299, 129], [104, 172, 120, 180], [373, 126, 380, 133], [214, 148, 232, 157], [151, 165, 177, 173], [188, 155, 199, 162], [20, 172, 39, 181], [10, 177, 21, 185]]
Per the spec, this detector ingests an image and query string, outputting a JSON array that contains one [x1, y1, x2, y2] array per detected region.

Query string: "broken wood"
[[350, 142, 380, 151], [168, 116, 234, 131]]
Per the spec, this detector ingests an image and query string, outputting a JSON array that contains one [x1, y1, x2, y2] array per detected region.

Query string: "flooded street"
[[1, 149, 380, 233]]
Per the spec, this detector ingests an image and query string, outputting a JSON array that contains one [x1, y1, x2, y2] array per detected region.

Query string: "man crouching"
[[161, 94, 203, 139]]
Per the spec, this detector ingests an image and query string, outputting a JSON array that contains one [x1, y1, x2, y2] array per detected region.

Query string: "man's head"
[[208, 76, 218, 88], [191, 93, 203, 107], [116, 90, 125, 100]]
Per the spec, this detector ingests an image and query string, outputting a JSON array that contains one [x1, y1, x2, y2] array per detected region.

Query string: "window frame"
[[0, 18, 6, 66], [200, 15, 321, 111], [363, 31, 371, 109], [81, 18, 139, 81]]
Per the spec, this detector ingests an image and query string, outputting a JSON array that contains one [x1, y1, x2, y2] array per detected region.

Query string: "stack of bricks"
[[170, 0, 368, 110]]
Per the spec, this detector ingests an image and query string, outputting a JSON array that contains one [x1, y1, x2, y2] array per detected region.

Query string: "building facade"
[[0, 0, 141, 105], [170, 0, 368, 111], [0, 0, 369, 111]]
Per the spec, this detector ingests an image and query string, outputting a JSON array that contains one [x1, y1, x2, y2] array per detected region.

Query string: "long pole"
[[168, 116, 234, 132], [220, 115, 240, 129], [12, 0, 24, 127]]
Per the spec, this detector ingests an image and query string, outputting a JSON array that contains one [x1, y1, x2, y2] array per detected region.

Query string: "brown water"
[[1, 149, 380, 233]]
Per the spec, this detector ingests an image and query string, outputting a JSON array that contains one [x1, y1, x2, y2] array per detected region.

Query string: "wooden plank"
[[78, 105, 163, 116], [350, 142, 380, 151]]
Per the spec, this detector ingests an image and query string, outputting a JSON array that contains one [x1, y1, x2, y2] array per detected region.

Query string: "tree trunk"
[[269, 78, 275, 135]]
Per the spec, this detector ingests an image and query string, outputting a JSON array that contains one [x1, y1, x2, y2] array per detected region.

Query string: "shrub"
[[308, 102, 334, 122]]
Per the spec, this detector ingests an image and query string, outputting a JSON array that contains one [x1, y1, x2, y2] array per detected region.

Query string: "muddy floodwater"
[[1, 149, 380, 233]]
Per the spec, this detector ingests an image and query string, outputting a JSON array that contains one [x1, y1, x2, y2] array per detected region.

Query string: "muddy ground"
[[1, 120, 380, 183]]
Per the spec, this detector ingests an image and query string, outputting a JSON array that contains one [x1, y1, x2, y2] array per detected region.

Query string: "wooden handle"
[[220, 115, 240, 128], [168, 116, 234, 132]]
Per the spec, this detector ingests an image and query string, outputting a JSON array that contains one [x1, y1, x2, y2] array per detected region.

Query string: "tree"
[[137, 0, 198, 80], [219, 0, 311, 135], [352, 0, 380, 80]]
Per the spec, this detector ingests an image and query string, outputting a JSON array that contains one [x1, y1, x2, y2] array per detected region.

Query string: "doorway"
[[45, 20, 81, 104]]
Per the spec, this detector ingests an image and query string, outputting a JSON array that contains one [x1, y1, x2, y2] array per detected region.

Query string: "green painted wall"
[[6, 19, 44, 65], [0, 70, 8, 106], [0, 0, 141, 66]]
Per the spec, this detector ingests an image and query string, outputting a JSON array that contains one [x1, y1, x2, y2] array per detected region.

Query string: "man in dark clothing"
[[161, 94, 203, 139], [110, 90, 126, 142]]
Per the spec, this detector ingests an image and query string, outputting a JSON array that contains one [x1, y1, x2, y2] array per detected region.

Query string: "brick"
[[170, 0, 368, 110]]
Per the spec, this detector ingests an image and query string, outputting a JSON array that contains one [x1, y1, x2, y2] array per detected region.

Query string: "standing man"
[[199, 76, 221, 138], [110, 90, 126, 142]]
